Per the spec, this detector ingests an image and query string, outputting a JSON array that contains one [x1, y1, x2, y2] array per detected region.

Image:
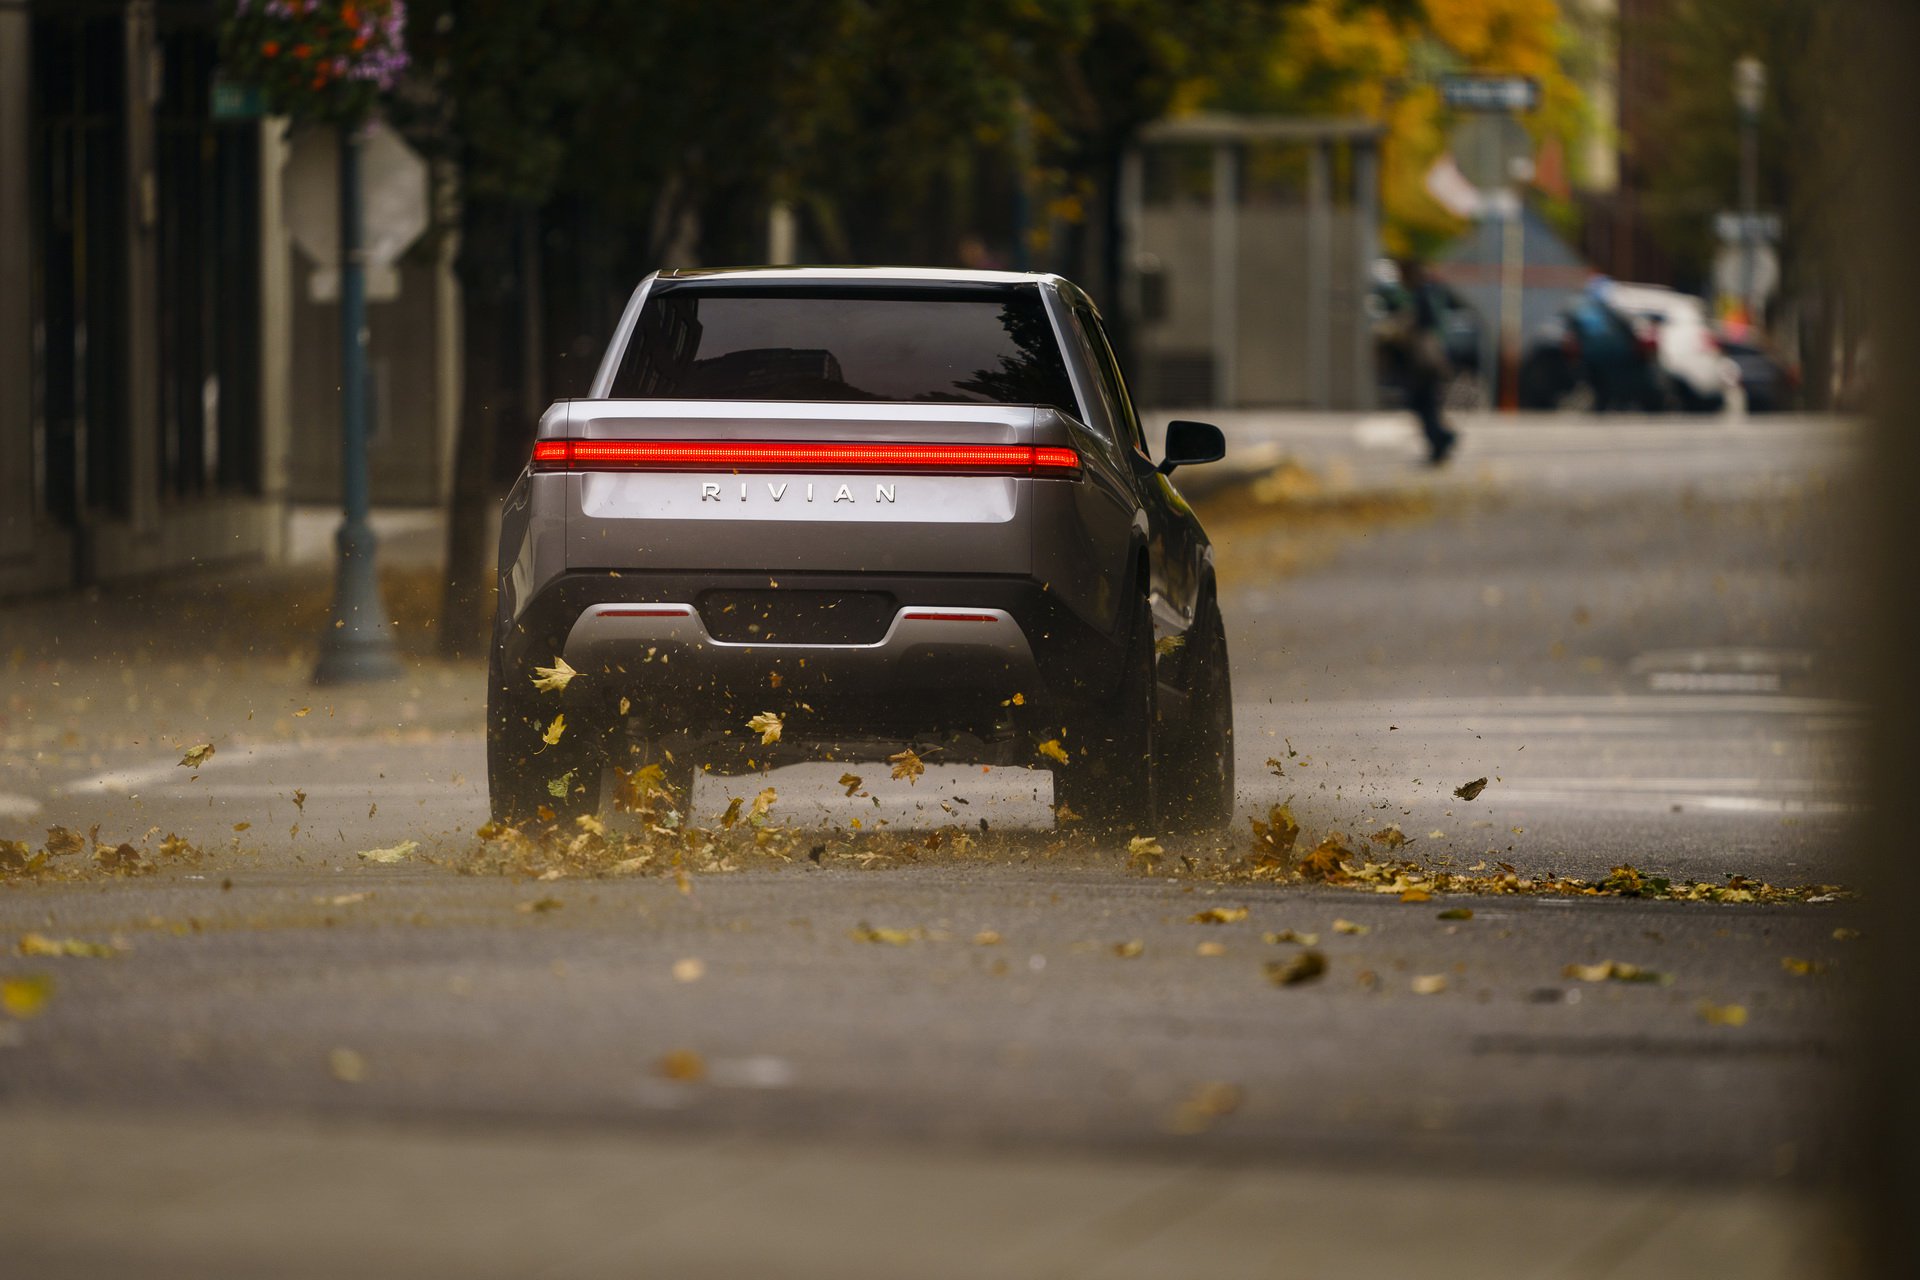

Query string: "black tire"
[[487, 648, 608, 826], [609, 736, 700, 823], [1161, 600, 1234, 831], [1517, 349, 1570, 410], [1054, 592, 1158, 834], [1671, 380, 1725, 414]]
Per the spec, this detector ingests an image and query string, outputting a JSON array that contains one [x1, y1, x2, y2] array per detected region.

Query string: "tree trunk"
[[437, 198, 513, 659]]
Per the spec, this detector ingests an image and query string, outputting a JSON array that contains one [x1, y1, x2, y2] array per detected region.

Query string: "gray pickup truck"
[[490, 267, 1232, 833]]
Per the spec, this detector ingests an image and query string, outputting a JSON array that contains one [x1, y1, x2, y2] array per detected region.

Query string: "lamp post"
[[312, 123, 403, 684], [218, 3, 409, 682], [1733, 56, 1767, 325]]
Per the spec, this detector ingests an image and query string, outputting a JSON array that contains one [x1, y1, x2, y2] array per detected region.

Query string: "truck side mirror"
[[1158, 420, 1226, 474]]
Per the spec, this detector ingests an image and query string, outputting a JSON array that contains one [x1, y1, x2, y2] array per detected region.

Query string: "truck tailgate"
[[551, 400, 1046, 577]]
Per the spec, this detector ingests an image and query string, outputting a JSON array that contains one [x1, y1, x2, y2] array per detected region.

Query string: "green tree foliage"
[[1632, 0, 1855, 296], [1210, 0, 1589, 258], [1632, 0, 1862, 402], [404, 0, 1294, 280]]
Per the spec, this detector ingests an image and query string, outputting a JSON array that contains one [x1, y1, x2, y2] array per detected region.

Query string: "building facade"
[[1119, 115, 1383, 411], [0, 0, 457, 599]]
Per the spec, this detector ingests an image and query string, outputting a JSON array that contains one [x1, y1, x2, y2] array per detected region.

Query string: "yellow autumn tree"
[[1231, 0, 1589, 257]]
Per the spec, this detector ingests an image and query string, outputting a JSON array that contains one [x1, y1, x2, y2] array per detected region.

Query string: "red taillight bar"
[[530, 440, 1080, 477], [598, 606, 693, 619]]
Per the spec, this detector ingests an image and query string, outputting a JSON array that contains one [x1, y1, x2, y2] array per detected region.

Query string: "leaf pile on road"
[[1196, 803, 1848, 905], [2, 825, 207, 883], [452, 767, 1059, 883], [1193, 456, 1440, 584]]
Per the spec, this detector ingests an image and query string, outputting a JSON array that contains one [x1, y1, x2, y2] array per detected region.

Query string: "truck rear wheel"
[[1160, 600, 1234, 832], [487, 650, 607, 826], [1053, 594, 1158, 835]]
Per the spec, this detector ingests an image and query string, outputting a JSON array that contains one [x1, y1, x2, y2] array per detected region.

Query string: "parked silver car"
[[490, 267, 1233, 832]]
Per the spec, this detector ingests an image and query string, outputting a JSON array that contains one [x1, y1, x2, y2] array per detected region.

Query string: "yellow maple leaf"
[[850, 923, 919, 945], [748, 711, 783, 745], [1189, 906, 1248, 925], [17, 933, 122, 958], [329, 1047, 368, 1083], [1699, 1001, 1749, 1027], [1036, 739, 1070, 765], [658, 1048, 706, 1081], [2, 974, 54, 1018], [357, 840, 417, 864], [178, 743, 215, 768], [531, 656, 577, 693], [1265, 951, 1327, 986], [541, 714, 567, 746], [889, 748, 926, 784], [838, 773, 864, 797]]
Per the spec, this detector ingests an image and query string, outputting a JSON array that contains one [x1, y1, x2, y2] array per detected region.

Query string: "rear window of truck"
[[607, 283, 1079, 413]]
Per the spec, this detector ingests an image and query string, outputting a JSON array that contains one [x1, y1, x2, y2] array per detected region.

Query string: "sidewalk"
[[0, 560, 486, 820], [0, 1105, 1841, 1280]]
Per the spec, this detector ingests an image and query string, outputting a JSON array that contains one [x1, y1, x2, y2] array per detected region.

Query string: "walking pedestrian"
[[1568, 275, 1638, 412], [1397, 260, 1459, 465]]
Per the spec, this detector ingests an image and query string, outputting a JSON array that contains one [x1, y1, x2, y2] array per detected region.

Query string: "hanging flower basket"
[[219, 1, 409, 126]]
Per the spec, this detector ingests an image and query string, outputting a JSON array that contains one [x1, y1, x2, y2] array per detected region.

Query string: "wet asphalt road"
[[0, 413, 1866, 1265]]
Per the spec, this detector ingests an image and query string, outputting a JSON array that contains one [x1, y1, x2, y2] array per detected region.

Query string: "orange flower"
[[311, 73, 328, 89], [343, 2, 361, 26], [353, 35, 367, 51], [261, 41, 280, 58], [292, 44, 312, 59]]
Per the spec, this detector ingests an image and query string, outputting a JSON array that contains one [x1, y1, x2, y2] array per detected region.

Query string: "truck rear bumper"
[[561, 602, 1041, 691], [500, 570, 1126, 736]]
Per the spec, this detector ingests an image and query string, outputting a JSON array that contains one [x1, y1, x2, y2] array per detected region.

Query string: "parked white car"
[[1605, 283, 1740, 412]]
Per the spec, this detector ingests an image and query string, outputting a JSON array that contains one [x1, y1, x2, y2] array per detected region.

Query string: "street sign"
[[284, 121, 430, 272], [1448, 115, 1534, 194], [1440, 75, 1541, 113], [1714, 211, 1782, 245], [210, 75, 264, 121], [1714, 243, 1779, 304]]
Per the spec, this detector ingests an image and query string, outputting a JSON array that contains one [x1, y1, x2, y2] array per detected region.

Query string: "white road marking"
[[0, 793, 42, 819], [61, 734, 482, 796], [1685, 795, 1857, 815], [184, 783, 477, 800], [1647, 673, 1782, 692], [1275, 694, 1857, 719], [1353, 416, 1417, 448], [1487, 787, 1856, 816]]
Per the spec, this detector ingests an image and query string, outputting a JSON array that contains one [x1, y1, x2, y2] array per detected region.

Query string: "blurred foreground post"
[[312, 123, 402, 685], [1862, 2, 1920, 1273]]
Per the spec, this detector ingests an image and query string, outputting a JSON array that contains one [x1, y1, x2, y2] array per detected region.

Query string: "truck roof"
[[654, 265, 1067, 288]]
